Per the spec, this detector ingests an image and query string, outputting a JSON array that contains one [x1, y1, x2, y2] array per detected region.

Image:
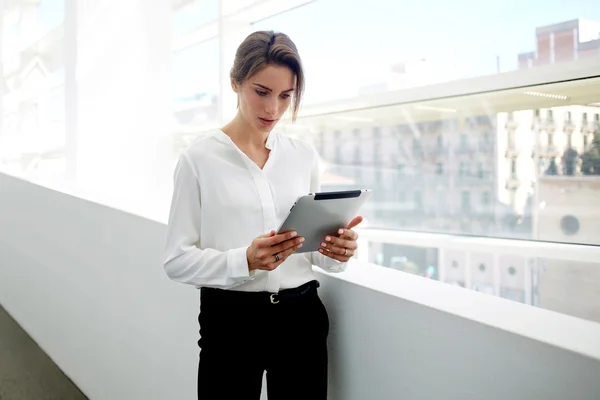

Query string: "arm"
[[163, 153, 254, 289], [304, 147, 348, 273]]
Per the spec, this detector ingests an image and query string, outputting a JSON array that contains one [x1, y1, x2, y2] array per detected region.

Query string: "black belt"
[[201, 280, 320, 305]]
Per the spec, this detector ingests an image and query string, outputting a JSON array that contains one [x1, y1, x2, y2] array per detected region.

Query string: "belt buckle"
[[270, 293, 279, 304]]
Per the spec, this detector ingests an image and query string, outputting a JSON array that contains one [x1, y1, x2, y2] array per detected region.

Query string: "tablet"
[[277, 189, 372, 253]]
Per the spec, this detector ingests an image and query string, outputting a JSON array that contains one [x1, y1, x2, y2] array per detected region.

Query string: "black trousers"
[[197, 280, 329, 400]]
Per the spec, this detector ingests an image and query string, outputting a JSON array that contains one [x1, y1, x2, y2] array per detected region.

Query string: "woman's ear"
[[231, 78, 239, 93]]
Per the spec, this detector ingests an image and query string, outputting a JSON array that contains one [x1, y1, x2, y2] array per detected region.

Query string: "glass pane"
[[254, 0, 600, 104], [536, 258, 600, 324], [284, 76, 600, 245], [172, 0, 218, 38], [366, 241, 600, 324], [1, 1, 66, 181], [171, 38, 219, 144]]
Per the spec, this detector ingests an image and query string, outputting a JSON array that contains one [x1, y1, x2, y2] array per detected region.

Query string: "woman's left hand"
[[318, 216, 363, 262]]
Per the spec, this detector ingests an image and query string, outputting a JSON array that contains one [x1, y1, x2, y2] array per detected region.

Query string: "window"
[[565, 111, 571, 121], [548, 133, 554, 145], [437, 135, 444, 148], [459, 162, 466, 176], [595, 113, 599, 122], [373, 127, 381, 165], [547, 109, 553, 120], [412, 137, 421, 155], [353, 129, 361, 163], [482, 191, 491, 205], [477, 162, 484, 178], [583, 113, 588, 122], [334, 130, 342, 164], [436, 163, 444, 175], [460, 134, 468, 149], [461, 191, 471, 211], [414, 191, 422, 209], [511, 159, 517, 176]]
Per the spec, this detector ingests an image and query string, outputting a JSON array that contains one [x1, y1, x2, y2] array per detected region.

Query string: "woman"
[[164, 30, 362, 400]]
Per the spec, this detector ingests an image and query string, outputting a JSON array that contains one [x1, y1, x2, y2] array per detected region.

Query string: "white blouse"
[[163, 129, 346, 292]]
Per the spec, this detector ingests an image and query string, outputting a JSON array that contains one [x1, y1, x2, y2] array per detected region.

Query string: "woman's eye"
[[280, 94, 291, 99], [256, 90, 267, 96]]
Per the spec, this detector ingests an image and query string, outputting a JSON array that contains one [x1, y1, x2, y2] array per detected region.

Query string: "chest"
[[199, 152, 311, 230], [239, 147, 270, 170]]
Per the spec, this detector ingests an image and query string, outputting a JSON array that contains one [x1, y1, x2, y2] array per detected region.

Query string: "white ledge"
[[322, 260, 600, 361]]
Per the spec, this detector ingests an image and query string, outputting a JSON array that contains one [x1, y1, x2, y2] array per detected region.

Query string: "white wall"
[[1, 172, 600, 400]]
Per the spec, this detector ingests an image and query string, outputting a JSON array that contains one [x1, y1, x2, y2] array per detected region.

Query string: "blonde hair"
[[230, 30, 305, 121]]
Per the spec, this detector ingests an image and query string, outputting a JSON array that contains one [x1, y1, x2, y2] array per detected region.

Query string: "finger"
[[262, 240, 304, 270], [337, 228, 359, 241], [257, 231, 297, 248], [267, 236, 304, 257], [257, 230, 276, 240], [322, 235, 356, 251], [346, 216, 363, 231], [318, 247, 352, 261], [321, 241, 355, 257]]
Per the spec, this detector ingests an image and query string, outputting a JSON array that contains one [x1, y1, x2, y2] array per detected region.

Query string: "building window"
[[584, 134, 589, 147], [460, 134, 468, 150], [583, 113, 588, 123], [373, 127, 381, 165], [436, 163, 444, 175], [353, 129, 361, 163], [414, 191, 422, 209], [510, 159, 517, 176], [412, 137, 421, 155], [459, 162, 467, 176], [482, 191, 491, 205], [477, 162, 484, 178], [437, 134, 443, 149], [547, 109, 553, 120], [461, 191, 470, 211], [398, 191, 405, 202], [565, 111, 571, 122], [334, 130, 342, 164], [595, 113, 599, 122], [548, 132, 554, 145], [534, 109, 540, 118]]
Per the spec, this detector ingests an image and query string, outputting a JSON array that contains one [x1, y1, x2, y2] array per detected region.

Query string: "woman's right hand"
[[246, 230, 304, 271]]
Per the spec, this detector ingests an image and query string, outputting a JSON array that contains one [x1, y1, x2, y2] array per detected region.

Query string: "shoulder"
[[276, 132, 319, 160], [181, 130, 222, 159], [177, 130, 225, 171]]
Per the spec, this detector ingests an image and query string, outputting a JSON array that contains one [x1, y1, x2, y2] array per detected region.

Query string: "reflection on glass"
[[536, 258, 600, 324], [292, 77, 600, 246], [172, 0, 218, 38], [170, 39, 219, 148], [255, 1, 600, 103], [1, 1, 66, 181]]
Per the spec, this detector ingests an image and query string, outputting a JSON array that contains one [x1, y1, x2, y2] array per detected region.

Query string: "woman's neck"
[[222, 114, 269, 150]]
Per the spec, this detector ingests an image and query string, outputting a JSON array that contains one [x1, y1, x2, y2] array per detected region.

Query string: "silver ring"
[[274, 253, 280, 262], [343, 248, 347, 256]]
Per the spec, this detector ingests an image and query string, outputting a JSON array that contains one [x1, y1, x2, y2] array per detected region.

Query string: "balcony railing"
[[534, 144, 560, 158]]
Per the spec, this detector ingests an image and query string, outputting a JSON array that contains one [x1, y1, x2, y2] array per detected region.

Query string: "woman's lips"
[[259, 118, 276, 126]]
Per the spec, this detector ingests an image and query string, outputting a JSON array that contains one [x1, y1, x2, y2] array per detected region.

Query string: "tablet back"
[[277, 190, 371, 253]]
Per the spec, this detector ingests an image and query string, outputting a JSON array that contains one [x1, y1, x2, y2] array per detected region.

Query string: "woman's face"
[[234, 64, 295, 133]]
